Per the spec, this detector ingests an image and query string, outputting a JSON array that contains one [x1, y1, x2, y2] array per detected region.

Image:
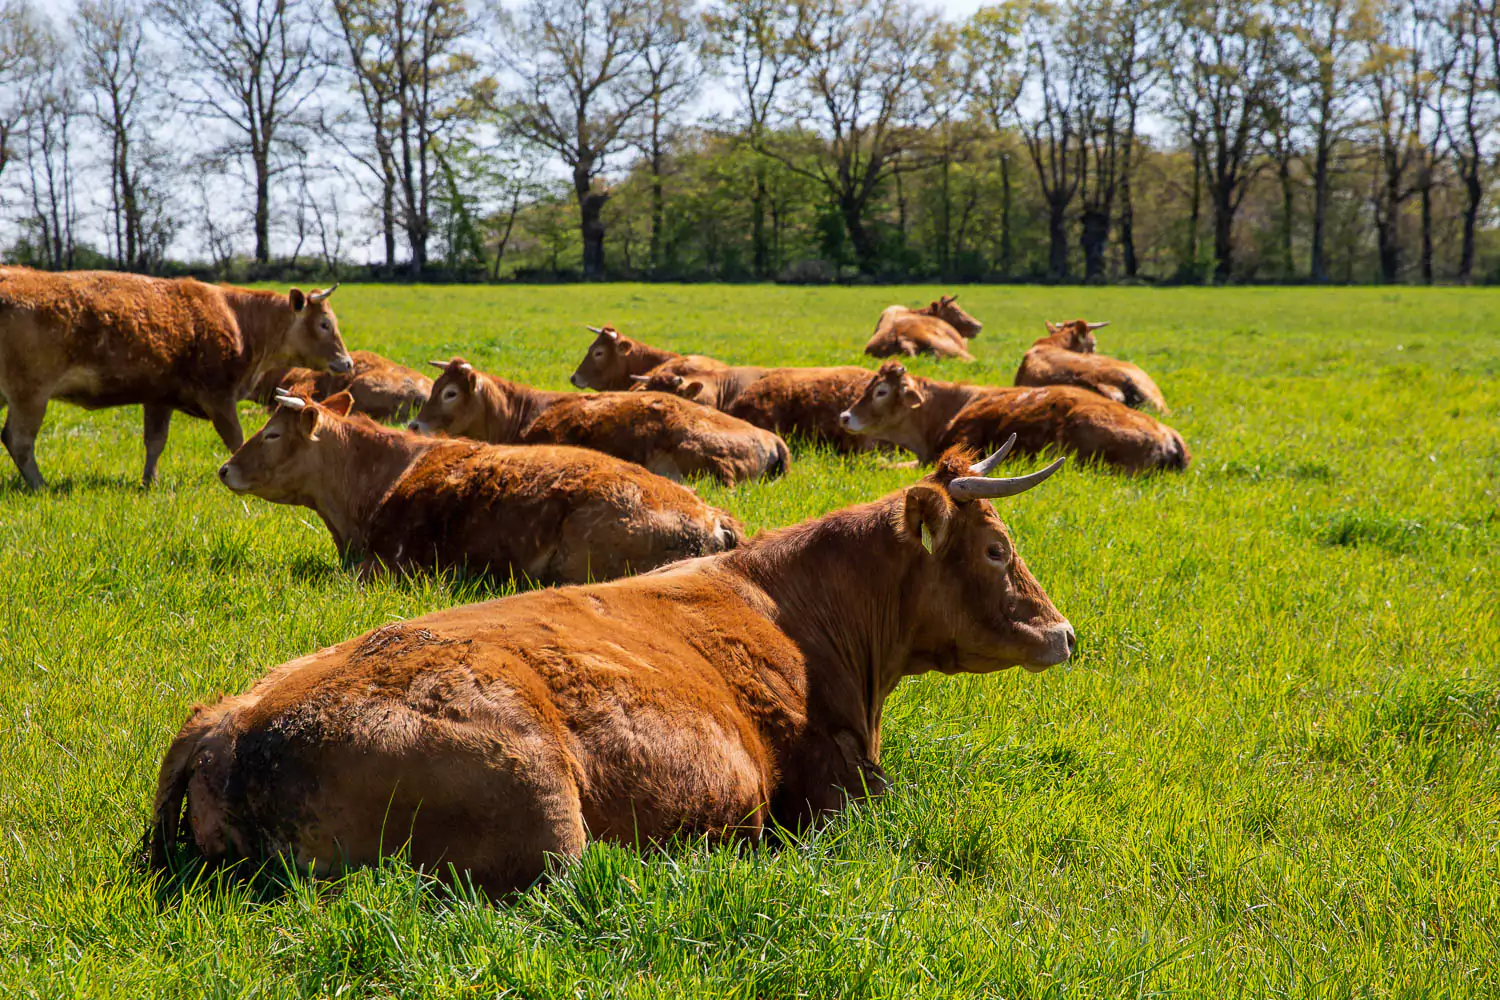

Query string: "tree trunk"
[[1279, 154, 1294, 280], [939, 152, 951, 277], [1047, 195, 1068, 282], [1119, 155, 1137, 279], [751, 166, 768, 279], [1310, 131, 1331, 283], [254, 152, 271, 264], [999, 152, 1013, 279], [1212, 179, 1234, 283], [650, 170, 664, 276], [1419, 176, 1433, 285], [840, 192, 877, 273], [1458, 171, 1480, 284], [1185, 143, 1202, 282], [1080, 208, 1108, 283]]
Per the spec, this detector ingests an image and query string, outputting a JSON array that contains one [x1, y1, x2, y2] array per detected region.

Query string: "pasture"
[[1, 284, 1497, 997]]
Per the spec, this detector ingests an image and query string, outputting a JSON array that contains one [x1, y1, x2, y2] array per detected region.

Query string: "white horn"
[[966, 434, 1017, 476], [308, 282, 340, 303], [1087, 321, 1110, 330], [274, 392, 308, 412], [948, 455, 1066, 502], [428, 360, 450, 371], [629, 374, 652, 383]]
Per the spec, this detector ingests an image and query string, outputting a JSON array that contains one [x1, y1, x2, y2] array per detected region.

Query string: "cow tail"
[[767, 437, 790, 480], [1163, 429, 1191, 471], [141, 706, 216, 872]]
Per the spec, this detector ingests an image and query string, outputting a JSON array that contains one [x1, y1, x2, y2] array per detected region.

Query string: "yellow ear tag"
[[921, 523, 935, 554]]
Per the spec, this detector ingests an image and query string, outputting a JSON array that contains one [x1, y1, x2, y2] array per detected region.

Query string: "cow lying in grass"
[[570, 325, 726, 391], [0, 268, 350, 488], [411, 359, 789, 485], [253, 350, 432, 423], [148, 440, 1073, 895], [218, 391, 742, 582], [864, 295, 982, 362], [634, 366, 876, 454], [1015, 320, 1170, 413], [840, 362, 1189, 474]]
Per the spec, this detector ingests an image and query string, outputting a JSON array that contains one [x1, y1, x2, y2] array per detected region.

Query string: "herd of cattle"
[[0, 267, 1186, 896]]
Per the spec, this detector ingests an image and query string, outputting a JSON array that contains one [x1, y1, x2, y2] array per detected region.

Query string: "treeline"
[[0, 0, 1496, 284]]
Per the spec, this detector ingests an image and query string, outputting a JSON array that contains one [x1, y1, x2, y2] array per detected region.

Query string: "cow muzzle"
[[569, 373, 584, 389], [1026, 621, 1076, 670], [839, 409, 864, 431], [329, 354, 354, 374], [218, 462, 247, 492]]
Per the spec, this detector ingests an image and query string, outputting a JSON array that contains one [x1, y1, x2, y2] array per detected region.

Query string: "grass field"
[[1, 284, 1498, 998]]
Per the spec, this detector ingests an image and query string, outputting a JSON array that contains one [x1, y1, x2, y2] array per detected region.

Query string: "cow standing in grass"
[[411, 359, 789, 485], [1015, 320, 1171, 413], [635, 366, 877, 454], [253, 350, 432, 423], [0, 268, 351, 488], [864, 295, 982, 362], [149, 442, 1072, 895], [570, 325, 726, 391], [841, 362, 1189, 474], [218, 391, 742, 582]]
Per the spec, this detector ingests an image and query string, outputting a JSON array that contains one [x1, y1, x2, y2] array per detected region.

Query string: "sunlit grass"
[[1, 284, 1497, 997]]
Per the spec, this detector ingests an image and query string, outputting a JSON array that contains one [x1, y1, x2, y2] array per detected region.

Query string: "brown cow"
[[0, 268, 351, 488], [147, 444, 1074, 895], [570, 325, 726, 391], [253, 350, 432, 423], [636, 365, 876, 454], [628, 365, 769, 410], [840, 361, 1189, 474], [864, 295, 983, 362], [411, 359, 789, 485], [218, 391, 742, 582], [1015, 320, 1170, 413]]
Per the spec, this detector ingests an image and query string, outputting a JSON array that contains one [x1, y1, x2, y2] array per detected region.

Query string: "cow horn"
[[428, 360, 450, 370], [308, 283, 340, 303], [948, 454, 1066, 502], [1087, 321, 1109, 330], [629, 374, 652, 383], [274, 391, 308, 412], [966, 433, 1017, 476]]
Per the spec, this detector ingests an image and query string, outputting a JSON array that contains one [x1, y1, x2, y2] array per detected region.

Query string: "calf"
[[218, 391, 742, 582], [253, 350, 432, 423], [1015, 320, 1170, 413], [411, 359, 789, 485], [0, 268, 351, 488], [148, 443, 1073, 895], [570, 325, 726, 391], [638, 365, 876, 454], [840, 361, 1189, 474], [864, 295, 982, 362]]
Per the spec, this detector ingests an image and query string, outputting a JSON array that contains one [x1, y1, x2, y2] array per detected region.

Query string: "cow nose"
[[407, 421, 420, 432], [1062, 624, 1077, 658], [330, 354, 354, 374], [217, 463, 229, 481], [570, 374, 582, 389], [839, 411, 852, 427]]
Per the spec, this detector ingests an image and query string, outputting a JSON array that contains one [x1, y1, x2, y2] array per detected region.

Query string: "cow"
[[0, 268, 351, 488], [217, 391, 742, 583], [840, 361, 1189, 474], [411, 359, 789, 485], [146, 439, 1074, 896], [252, 350, 432, 423], [635, 365, 877, 454], [570, 325, 727, 391], [864, 295, 983, 362], [1014, 320, 1171, 413]]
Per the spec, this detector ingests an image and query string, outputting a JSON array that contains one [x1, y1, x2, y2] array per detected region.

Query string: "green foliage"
[[1, 285, 1498, 996]]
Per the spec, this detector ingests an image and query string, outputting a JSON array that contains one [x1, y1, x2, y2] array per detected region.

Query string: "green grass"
[[2, 285, 1498, 998]]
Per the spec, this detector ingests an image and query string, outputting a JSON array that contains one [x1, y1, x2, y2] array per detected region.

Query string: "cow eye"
[[874, 385, 889, 399], [986, 543, 1008, 563], [442, 387, 460, 402], [263, 431, 281, 442], [593, 349, 605, 360]]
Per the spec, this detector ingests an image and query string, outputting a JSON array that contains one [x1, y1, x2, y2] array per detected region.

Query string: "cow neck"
[[219, 287, 296, 389], [1033, 329, 1073, 351], [726, 498, 914, 761], [481, 374, 572, 441], [307, 417, 427, 554], [905, 377, 986, 463], [626, 341, 680, 378]]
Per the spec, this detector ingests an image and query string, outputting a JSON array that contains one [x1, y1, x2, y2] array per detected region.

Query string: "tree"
[[154, 0, 324, 264], [1018, 2, 1084, 280], [1437, 0, 1493, 283], [630, 0, 702, 274], [0, 0, 47, 194], [919, 21, 976, 277], [502, 0, 655, 278], [20, 25, 80, 270], [964, 2, 1027, 277], [331, 0, 485, 274], [74, 0, 170, 271], [756, 0, 938, 272]]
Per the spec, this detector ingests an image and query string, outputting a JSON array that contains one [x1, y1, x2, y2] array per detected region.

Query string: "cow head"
[[570, 325, 632, 391], [408, 358, 483, 437], [629, 371, 707, 403], [900, 440, 1074, 674], [931, 294, 982, 339], [218, 390, 355, 503], [839, 361, 924, 443], [1045, 319, 1107, 353], [281, 285, 353, 373]]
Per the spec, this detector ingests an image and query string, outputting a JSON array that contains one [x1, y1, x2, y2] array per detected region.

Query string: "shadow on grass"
[[0, 471, 148, 498]]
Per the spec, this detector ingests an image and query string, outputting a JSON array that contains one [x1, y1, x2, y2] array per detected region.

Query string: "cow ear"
[[617, 339, 633, 354], [289, 288, 307, 312], [298, 406, 322, 441], [684, 380, 705, 399], [323, 391, 354, 417], [903, 484, 952, 556], [901, 382, 925, 409]]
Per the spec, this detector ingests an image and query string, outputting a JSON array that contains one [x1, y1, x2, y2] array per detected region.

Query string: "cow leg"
[[204, 398, 244, 454], [1, 393, 48, 490], [141, 403, 173, 487]]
